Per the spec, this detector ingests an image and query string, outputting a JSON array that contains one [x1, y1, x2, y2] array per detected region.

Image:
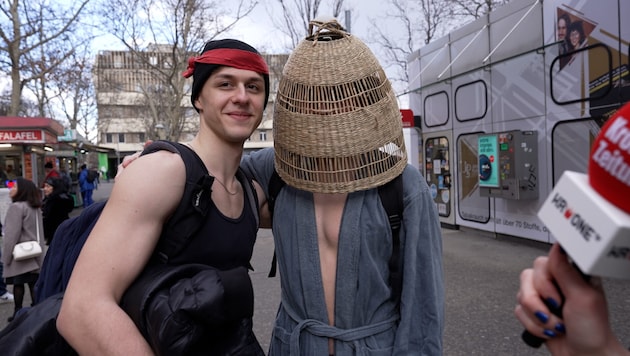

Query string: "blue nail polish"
[[555, 323, 566, 333], [545, 297, 560, 310], [535, 311, 549, 323], [543, 329, 557, 338]]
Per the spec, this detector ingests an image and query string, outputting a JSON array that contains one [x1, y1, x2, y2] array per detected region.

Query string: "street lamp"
[[155, 123, 165, 140]]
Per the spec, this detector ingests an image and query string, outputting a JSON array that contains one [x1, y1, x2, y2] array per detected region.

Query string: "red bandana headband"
[[182, 48, 269, 78]]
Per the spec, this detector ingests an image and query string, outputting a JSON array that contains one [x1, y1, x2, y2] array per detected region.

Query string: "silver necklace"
[[211, 174, 238, 195], [184, 142, 238, 195]]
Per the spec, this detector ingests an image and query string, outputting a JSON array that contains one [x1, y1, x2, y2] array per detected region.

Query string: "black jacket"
[[122, 262, 264, 355], [42, 192, 74, 245]]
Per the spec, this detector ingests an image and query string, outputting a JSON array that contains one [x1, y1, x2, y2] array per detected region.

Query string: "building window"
[[114, 54, 123, 68], [118, 133, 125, 143], [259, 130, 267, 141], [139, 132, 145, 142]]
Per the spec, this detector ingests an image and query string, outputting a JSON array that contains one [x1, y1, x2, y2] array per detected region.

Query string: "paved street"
[[2, 181, 629, 354]]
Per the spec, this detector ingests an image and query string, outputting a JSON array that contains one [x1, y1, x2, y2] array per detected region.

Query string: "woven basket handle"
[[307, 18, 348, 44]]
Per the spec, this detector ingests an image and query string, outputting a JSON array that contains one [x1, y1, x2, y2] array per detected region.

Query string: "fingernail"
[[535, 311, 549, 323], [545, 297, 560, 310], [555, 323, 566, 333], [543, 329, 557, 338]]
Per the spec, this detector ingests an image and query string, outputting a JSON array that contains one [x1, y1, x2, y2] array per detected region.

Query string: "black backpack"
[[265, 170, 404, 299], [86, 169, 98, 183], [59, 172, 73, 193]]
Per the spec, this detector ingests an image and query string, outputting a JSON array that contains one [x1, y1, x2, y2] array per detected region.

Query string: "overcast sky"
[[224, 0, 391, 54]]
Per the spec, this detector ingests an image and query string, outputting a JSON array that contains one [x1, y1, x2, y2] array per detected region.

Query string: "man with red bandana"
[[58, 39, 269, 355]]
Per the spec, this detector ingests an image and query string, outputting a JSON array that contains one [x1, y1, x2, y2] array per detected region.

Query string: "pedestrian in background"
[[1, 178, 44, 322], [0, 222, 15, 303], [42, 161, 60, 188], [0, 166, 8, 187], [78, 164, 94, 208], [42, 177, 75, 245]]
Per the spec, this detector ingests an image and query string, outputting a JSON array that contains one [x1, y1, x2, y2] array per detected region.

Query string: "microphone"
[[522, 102, 630, 347]]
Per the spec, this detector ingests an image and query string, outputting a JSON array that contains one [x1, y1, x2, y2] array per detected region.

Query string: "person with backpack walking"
[[78, 164, 95, 208], [1, 178, 45, 322], [240, 18, 444, 355], [56, 38, 270, 355]]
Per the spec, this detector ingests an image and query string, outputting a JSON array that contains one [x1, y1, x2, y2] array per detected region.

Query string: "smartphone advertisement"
[[478, 134, 499, 188]]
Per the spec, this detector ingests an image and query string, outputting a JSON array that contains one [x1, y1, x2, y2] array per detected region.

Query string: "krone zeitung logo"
[[588, 103, 630, 216]]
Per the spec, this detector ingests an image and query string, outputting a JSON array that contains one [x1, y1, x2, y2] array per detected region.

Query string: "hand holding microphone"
[[516, 243, 628, 354], [515, 102, 630, 353]]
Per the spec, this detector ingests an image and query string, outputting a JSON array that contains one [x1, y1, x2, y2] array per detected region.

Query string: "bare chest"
[[313, 193, 347, 249]]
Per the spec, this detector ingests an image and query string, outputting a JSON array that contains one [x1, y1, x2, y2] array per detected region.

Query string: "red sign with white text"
[[0, 130, 44, 143], [400, 109, 414, 128]]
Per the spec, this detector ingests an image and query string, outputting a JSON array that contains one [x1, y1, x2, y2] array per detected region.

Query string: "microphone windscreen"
[[588, 103, 630, 215]]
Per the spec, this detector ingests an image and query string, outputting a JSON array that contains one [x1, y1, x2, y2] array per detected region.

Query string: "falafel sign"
[[0, 130, 44, 143]]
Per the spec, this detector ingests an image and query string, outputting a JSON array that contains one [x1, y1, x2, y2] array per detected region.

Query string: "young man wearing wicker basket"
[[242, 18, 444, 355]]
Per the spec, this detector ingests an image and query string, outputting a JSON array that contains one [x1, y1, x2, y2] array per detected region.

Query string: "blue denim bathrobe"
[[242, 148, 444, 355]]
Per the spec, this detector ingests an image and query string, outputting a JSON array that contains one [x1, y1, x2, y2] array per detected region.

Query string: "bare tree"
[[369, 0, 513, 98], [448, 0, 510, 19], [93, 0, 256, 142], [0, 0, 91, 116], [45, 48, 98, 141], [0, 88, 38, 116], [269, 0, 346, 49], [369, 0, 453, 94]]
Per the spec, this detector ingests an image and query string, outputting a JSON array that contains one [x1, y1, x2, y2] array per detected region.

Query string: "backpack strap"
[[378, 174, 404, 302], [267, 169, 285, 277], [267, 169, 285, 218], [141, 141, 259, 263], [238, 167, 260, 229]]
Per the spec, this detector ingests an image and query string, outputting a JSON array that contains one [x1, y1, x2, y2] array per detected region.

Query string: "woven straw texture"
[[273, 20, 407, 193]]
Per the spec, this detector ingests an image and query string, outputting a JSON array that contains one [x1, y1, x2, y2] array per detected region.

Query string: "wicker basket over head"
[[273, 18, 407, 193]]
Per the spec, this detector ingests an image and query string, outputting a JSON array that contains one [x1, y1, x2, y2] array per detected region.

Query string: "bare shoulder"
[[104, 150, 187, 230]]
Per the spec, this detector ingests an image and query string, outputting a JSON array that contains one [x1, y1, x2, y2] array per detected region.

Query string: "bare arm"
[[252, 180, 271, 228], [57, 151, 185, 355]]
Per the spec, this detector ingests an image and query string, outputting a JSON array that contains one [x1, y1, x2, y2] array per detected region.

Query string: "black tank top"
[[166, 171, 258, 270]]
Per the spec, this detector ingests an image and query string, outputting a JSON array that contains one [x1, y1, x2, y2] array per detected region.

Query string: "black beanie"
[[189, 39, 270, 112]]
